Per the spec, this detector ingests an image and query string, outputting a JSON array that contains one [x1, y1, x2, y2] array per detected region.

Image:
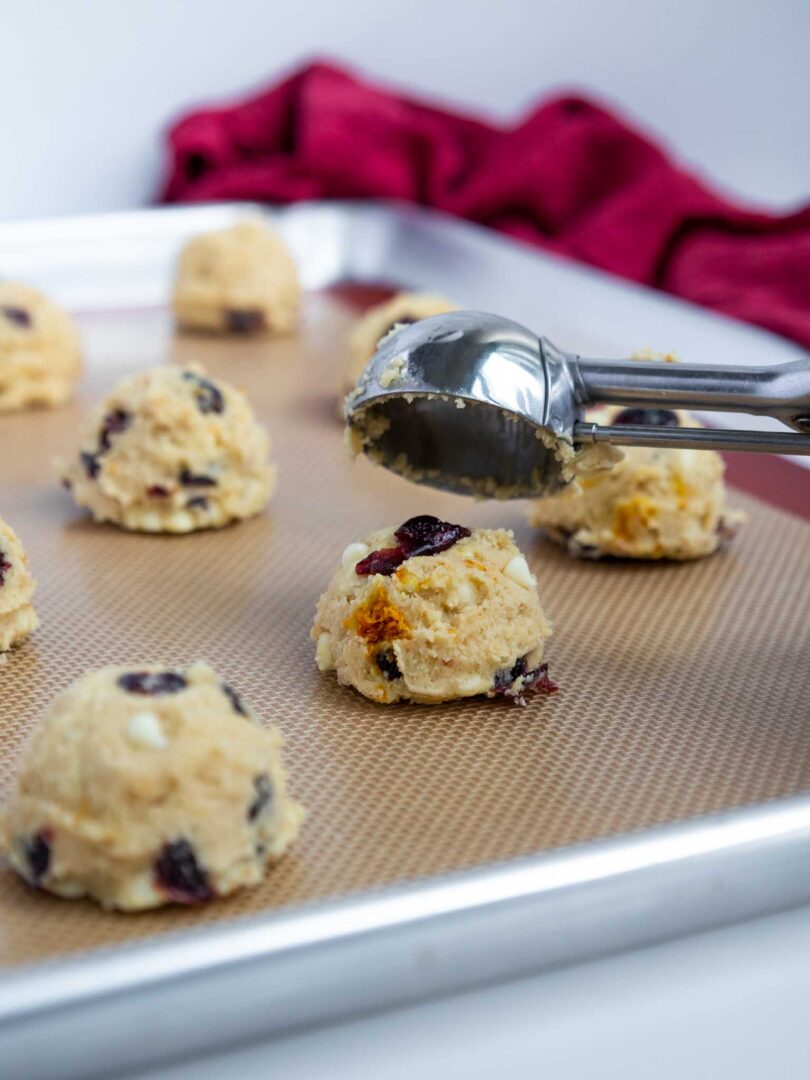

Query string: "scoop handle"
[[570, 356, 810, 433]]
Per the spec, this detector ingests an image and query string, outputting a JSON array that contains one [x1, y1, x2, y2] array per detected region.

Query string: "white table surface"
[[134, 903, 810, 1079]]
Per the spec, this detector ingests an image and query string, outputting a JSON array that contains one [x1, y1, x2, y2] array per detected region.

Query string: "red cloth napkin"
[[161, 62, 810, 349]]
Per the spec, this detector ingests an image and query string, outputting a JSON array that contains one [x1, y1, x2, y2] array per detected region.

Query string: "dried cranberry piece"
[[118, 671, 187, 695], [80, 450, 101, 479], [355, 546, 406, 576], [356, 515, 471, 576], [493, 656, 527, 691], [716, 517, 741, 542], [248, 773, 273, 822], [376, 647, 402, 680], [1, 305, 31, 328], [98, 408, 131, 451], [182, 371, 224, 415], [0, 551, 12, 587], [522, 663, 558, 695], [493, 656, 558, 703], [397, 515, 471, 556], [154, 839, 213, 904], [24, 829, 52, 883], [612, 408, 679, 428], [179, 468, 218, 488], [549, 527, 600, 559], [187, 496, 209, 510], [222, 682, 248, 716], [147, 484, 171, 498], [78, 410, 131, 481], [568, 538, 601, 559], [226, 308, 266, 334]]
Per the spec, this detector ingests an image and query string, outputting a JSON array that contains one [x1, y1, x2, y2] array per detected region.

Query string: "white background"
[[3, 2, 809, 1077], [1, 0, 808, 221]]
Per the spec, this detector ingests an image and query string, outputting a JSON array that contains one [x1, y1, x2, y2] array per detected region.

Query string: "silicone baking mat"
[[1, 288, 809, 971]]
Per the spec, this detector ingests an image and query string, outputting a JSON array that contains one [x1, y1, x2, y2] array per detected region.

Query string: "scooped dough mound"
[[312, 515, 556, 705], [0, 516, 38, 651], [345, 292, 457, 389], [0, 283, 81, 411], [2, 662, 304, 911], [172, 219, 300, 335], [58, 363, 275, 532], [529, 406, 745, 560]]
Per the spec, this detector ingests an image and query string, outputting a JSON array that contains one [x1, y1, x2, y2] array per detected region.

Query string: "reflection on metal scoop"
[[345, 311, 810, 499]]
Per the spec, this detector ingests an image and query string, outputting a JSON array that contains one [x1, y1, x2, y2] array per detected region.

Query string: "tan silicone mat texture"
[[1, 289, 809, 973]]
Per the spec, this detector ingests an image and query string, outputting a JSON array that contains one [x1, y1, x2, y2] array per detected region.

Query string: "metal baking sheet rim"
[[0, 201, 808, 1078]]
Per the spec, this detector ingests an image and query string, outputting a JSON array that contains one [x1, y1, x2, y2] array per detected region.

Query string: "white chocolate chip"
[[50, 880, 85, 899], [140, 511, 162, 532], [121, 872, 163, 908], [316, 632, 334, 671], [457, 674, 492, 695], [504, 554, 536, 590], [341, 542, 370, 570], [168, 510, 194, 532], [455, 580, 475, 606], [126, 711, 168, 749]]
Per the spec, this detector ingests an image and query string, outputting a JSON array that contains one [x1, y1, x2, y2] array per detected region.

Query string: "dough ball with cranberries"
[[0, 282, 81, 412], [529, 405, 745, 560], [312, 516, 556, 705], [1, 662, 304, 911], [172, 219, 300, 335], [345, 292, 457, 391], [57, 363, 275, 532], [0, 515, 38, 652]]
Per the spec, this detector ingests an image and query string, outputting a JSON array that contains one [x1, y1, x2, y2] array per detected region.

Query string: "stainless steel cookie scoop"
[[345, 311, 810, 499]]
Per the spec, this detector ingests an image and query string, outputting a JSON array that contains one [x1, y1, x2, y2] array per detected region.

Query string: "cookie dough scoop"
[[346, 312, 810, 499]]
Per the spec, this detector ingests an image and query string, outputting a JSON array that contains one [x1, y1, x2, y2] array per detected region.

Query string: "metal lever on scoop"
[[574, 421, 810, 455], [569, 355, 810, 452], [573, 421, 810, 455]]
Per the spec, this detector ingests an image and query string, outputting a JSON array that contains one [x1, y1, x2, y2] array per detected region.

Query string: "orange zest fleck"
[[344, 586, 412, 646], [614, 496, 657, 541], [671, 471, 690, 509]]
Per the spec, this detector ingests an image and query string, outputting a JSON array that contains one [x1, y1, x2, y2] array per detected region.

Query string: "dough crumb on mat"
[[1, 662, 304, 911], [56, 363, 276, 532], [312, 515, 556, 705], [172, 219, 300, 335], [0, 283, 81, 412], [0, 516, 38, 652], [529, 402, 745, 560], [345, 292, 457, 390]]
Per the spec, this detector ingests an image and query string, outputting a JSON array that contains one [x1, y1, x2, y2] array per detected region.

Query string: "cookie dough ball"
[[0, 517, 38, 651], [345, 292, 457, 389], [58, 363, 275, 532], [529, 406, 745, 560], [2, 662, 304, 910], [0, 283, 81, 411], [172, 220, 300, 335], [313, 515, 556, 705]]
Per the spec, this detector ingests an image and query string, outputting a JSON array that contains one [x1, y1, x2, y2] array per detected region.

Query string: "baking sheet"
[[1, 275, 809, 971]]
